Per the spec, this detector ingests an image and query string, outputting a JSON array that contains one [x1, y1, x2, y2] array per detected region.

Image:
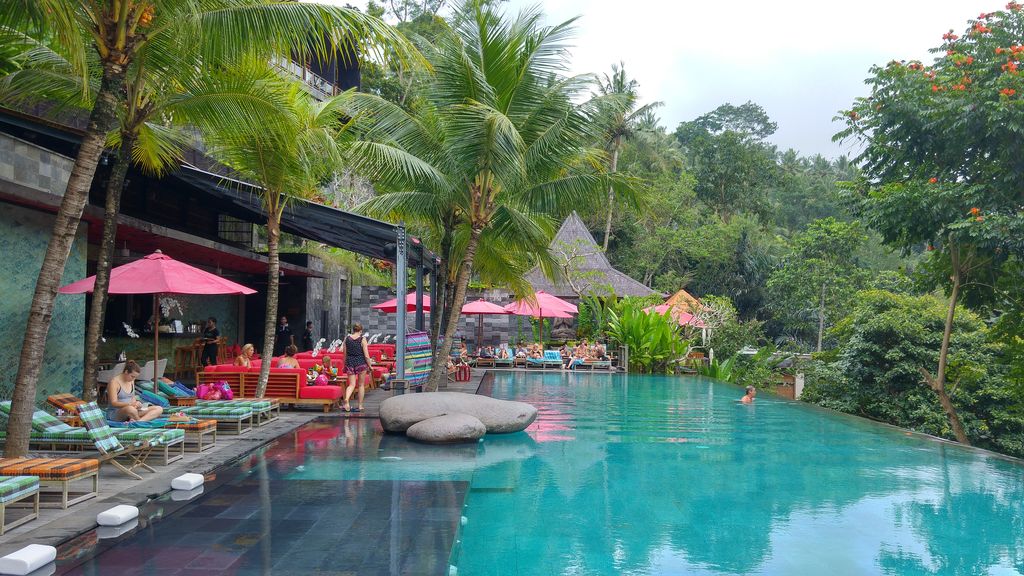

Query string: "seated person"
[[481, 345, 494, 358], [529, 343, 543, 359], [595, 343, 609, 361], [497, 345, 510, 359], [277, 345, 301, 369], [234, 343, 255, 368], [458, 341, 469, 361], [319, 355, 338, 379], [107, 360, 164, 422], [514, 344, 527, 358]]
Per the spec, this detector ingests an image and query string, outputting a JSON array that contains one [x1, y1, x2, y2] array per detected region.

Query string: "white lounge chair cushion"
[[96, 505, 139, 526], [0, 544, 57, 575], [170, 473, 204, 491]]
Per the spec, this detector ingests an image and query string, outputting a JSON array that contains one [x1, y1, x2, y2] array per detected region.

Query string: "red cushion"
[[372, 366, 388, 379], [299, 385, 343, 400], [295, 352, 313, 359]]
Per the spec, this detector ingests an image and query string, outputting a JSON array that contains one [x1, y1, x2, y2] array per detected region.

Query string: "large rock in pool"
[[406, 413, 486, 444], [380, 392, 538, 433]]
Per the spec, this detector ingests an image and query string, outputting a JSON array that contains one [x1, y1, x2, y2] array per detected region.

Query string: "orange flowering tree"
[[836, 4, 1024, 445]]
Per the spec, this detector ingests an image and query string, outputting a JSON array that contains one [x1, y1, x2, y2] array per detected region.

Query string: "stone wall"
[[0, 133, 74, 195], [350, 285, 550, 348]]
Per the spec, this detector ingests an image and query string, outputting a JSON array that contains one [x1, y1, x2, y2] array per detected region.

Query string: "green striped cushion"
[[77, 401, 124, 454], [30, 409, 75, 434], [197, 400, 270, 412], [0, 475, 39, 504], [178, 406, 252, 419]]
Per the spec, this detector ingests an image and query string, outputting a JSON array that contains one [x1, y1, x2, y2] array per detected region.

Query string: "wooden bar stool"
[[173, 341, 202, 380]]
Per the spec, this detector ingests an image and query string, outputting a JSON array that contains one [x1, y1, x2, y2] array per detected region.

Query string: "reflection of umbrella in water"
[[60, 250, 256, 374]]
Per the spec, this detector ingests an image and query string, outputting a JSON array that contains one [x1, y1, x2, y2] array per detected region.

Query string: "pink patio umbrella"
[[60, 250, 257, 373], [371, 292, 432, 313], [644, 304, 707, 328], [504, 291, 576, 344], [461, 299, 510, 347]]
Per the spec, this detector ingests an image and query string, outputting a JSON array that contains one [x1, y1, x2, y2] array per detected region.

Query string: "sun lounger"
[[0, 403, 185, 465], [156, 381, 275, 427], [0, 475, 39, 533], [77, 402, 157, 480], [0, 458, 98, 509], [542, 350, 564, 369], [48, 394, 216, 453]]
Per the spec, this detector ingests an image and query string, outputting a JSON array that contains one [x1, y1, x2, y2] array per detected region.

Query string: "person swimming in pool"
[[740, 386, 756, 404]]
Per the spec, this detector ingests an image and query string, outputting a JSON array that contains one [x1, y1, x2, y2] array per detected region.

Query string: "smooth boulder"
[[380, 392, 537, 433], [407, 413, 486, 444]]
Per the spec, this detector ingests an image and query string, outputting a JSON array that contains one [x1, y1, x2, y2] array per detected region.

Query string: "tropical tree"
[[203, 83, 356, 398], [766, 218, 868, 351], [836, 5, 1024, 444], [1, 36, 292, 402], [0, 0, 414, 458], [348, 1, 631, 391], [594, 62, 661, 250]]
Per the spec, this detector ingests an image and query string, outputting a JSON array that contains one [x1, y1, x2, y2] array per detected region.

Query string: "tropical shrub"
[[699, 295, 766, 358], [731, 345, 782, 390], [606, 300, 690, 373], [801, 289, 1024, 457], [697, 356, 735, 381]]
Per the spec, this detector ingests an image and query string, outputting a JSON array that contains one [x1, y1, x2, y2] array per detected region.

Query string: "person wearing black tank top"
[[341, 323, 372, 412]]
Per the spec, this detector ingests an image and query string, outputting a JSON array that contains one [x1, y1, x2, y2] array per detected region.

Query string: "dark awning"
[[0, 106, 438, 272]]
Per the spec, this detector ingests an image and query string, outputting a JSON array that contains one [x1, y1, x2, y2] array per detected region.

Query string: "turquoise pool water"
[[56, 372, 1024, 575]]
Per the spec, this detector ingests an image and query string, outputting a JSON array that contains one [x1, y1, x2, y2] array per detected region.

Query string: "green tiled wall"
[[0, 203, 87, 400]]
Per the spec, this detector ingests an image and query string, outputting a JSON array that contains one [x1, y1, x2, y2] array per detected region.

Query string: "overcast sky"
[[326, 0, 997, 158]]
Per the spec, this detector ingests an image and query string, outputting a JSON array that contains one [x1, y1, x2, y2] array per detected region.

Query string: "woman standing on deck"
[[341, 323, 372, 413]]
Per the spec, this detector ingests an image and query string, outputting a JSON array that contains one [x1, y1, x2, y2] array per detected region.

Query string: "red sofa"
[[199, 365, 342, 412]]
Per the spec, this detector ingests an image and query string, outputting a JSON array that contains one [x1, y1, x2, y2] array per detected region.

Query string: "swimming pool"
[[55, 372, 1024, 575]]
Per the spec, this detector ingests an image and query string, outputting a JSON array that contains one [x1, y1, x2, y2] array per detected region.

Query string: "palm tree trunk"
[[928, 243, 969, 445], [82, 132, 134, 402], [602, 142, 620, 251], [816, 281, 826, 353], [6, 64, 125, 458], [425, 228, 482, 391], [256, 210, 282, 398]]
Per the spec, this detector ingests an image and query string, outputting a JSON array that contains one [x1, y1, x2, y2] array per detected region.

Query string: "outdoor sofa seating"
[[0, 458, 98, 509], [0, 402, 185, 466], [0, 475, 39, 533], [198, 365, 342, 413], [48, 394, 217, 453]]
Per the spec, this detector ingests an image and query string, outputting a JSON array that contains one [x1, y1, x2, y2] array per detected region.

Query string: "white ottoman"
[[170, 486, 204, 501], [170, 473, 204, 491], [97, 518, 139, 540], [0, 544, 56, 576], [96, 505, 139, 527]]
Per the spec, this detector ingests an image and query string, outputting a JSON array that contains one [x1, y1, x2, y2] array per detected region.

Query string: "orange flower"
[[997, 47, 1006, 54], [966, 56, 975, 65], [1010, 1, 1023, 10], [970, 207, 981, 215], [932, 84, 941, 92], [975, 216, 985, 222], [929, 177, 938, 184], [1001, 88, 1017, 96]]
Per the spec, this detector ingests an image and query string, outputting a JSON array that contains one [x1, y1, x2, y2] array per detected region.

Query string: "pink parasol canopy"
[[371, 292, 431, 313], [503, 291, 577, 318], [644, 304, 706, 328], [59, 251, 257, 296], [462, 299, 510, 348], [60, 251, 257, 375], [460, 299, 510, 315]]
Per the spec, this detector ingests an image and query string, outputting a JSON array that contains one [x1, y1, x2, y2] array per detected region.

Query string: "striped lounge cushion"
[[0, 475, 39, 504], [178, 406, 252, 419], [29, 409, 76, 434], [47, 394, 85, 414], [77, 402, 125, 454], [0, 458, 98, 480], [197, 400, 271, 412]]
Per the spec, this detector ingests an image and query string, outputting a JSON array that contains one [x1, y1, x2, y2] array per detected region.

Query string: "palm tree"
[[346, 1, 633, 391], [202, 83, 417, 398], [595, 62, 662, 251], [2, 35, 296, 402], [0, 0, 416, 458]]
